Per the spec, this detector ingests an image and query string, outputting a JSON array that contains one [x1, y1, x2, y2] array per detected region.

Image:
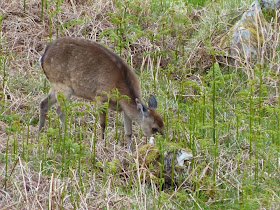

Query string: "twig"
[[2, 156, 19, 189], [49, 173, 55, 210], [168, 164, 199, 200], [189, 194, 203, 210], [19, 156, 29, 207]]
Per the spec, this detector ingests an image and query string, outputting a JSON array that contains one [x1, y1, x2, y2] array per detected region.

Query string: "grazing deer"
[[38, 37, 164, 151]]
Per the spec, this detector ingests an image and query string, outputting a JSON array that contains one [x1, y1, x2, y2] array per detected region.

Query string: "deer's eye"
[[152, 127, 158, 133]]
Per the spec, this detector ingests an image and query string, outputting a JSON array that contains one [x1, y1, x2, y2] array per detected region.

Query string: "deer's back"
[[41, 37, 141, 101]]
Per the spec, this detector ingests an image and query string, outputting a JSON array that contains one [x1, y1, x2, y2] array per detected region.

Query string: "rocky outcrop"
[[219, 0, 280, 65]]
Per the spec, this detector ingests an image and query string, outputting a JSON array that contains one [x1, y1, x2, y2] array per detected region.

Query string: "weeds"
[[1, 0, 280, 209]]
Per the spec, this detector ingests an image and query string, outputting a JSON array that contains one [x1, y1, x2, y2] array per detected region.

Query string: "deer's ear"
[[136, 98, 149, 117], [148, 95, 158, 110]]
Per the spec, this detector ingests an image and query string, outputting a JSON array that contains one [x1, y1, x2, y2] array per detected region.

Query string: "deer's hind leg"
[[38, 89, 57, 134], [38, 85, 73, 136], [52, 85, 74, 128]]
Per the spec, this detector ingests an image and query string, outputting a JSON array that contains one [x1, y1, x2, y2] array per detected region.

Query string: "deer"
[[38, 37, 164, 152]]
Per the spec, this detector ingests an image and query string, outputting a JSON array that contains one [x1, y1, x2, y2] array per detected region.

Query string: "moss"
[[241, 13, 267, 45], [137, 142, 193, 184], [138, 144, 160, 166], [180, 147, 193, 154], [218, 2, 270, 62], [163, 142, 192, 153]]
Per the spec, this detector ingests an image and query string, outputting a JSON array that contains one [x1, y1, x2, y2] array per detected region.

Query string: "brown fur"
[[38, 37, 164, 151], [149, 110, 164, 129]]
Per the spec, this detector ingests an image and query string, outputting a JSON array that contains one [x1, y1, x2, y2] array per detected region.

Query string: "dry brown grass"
[[0, 1, 184, 209], [1, 0, 280, 209]]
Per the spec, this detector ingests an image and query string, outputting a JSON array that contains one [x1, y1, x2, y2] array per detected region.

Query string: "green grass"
[[0, 0, 280, 209]]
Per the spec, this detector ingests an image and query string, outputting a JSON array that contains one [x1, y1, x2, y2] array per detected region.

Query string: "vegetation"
[[0, 0, 279, 209]]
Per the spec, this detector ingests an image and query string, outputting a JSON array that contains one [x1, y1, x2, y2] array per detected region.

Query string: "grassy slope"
[[0, 0, 280, 209]]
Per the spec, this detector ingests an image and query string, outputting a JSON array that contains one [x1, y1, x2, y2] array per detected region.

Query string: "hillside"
[[1, 0, 280, 209]]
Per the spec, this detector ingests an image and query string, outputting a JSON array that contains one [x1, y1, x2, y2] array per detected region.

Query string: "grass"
[[0, 0, 280, 209]]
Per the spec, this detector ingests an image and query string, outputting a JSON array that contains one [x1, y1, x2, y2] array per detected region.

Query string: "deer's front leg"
[[100, 112, 106, 139], [123, 112, 134, 152]]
